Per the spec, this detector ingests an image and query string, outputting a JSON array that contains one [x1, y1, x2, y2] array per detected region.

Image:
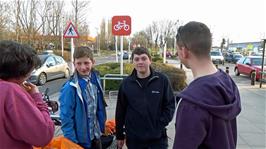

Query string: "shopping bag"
[[33, 136, 83, 149], [103, 119, 116, 136]]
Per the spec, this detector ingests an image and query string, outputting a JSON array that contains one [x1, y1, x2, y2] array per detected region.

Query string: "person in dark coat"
[[116, 47, 175, 149]]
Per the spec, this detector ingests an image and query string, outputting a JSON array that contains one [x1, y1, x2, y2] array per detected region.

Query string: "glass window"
[[252, 58, 262, 65], [238, 57, 246, 64], [46, 56, 56, 66], [54, 56, 64, 64], [210, 51, 222, 56], [243, 58, 251, 64]]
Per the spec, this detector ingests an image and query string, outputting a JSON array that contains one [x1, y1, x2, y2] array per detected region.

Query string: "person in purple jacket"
[[0, 40, 55, 149], [173, 21, 241, 149]]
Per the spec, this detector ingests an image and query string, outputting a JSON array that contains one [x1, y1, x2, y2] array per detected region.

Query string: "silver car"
[[28, 54, 70, 85]]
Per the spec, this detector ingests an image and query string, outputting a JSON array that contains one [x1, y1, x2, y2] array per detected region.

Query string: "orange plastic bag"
[[33, 136, 83, 149], [103, 119, 116, 136]]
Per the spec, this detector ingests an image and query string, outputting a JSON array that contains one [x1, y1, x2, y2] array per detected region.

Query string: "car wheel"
[[235, 68, 240, 76], [64, 69, 70, 78], [38, 73, 47, 85]]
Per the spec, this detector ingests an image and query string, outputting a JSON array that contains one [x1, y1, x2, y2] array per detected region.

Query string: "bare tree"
[[0, 2, 11, 39], [138, 20, 178, 49], [44, 0, 64, 36], [71, 0, 90, 26]]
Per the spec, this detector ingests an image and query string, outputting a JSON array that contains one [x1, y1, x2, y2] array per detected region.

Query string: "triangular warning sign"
[[63, 22, 79, 38]]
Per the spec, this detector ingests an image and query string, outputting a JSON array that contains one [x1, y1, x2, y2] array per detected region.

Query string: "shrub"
[[152, 55, 163, 63], [95, 62, 187, 92]]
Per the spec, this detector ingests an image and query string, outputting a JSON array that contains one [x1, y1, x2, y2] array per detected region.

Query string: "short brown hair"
[[176, 21, 212, 58], [131, 47, 151, 60], [74, 46, 94, 60]]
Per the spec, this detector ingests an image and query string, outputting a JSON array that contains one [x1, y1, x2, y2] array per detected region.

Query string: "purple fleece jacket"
[[0, 80, 54, 149], [173, 69, 241, 149]]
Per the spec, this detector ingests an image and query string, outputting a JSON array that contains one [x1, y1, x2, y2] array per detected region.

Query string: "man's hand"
[[117, 139, 125, 149]]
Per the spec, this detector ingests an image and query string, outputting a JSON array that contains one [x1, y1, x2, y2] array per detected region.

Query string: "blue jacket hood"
[[177, 69, 241, 120]]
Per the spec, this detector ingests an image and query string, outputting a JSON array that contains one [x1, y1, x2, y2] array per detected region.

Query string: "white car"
[[210, 51, 224, 65]]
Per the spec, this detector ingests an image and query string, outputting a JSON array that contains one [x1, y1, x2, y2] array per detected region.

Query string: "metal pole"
[[115, 36, 118, 62], [61, 24, 64, 57], [120, 36, 123, 75], [70, 38, 74, 73], [128, 39, 131, 62], [71, 38, 74, 62], [260, 39, 265, 88], [163, 42, 167, 63], [226, 66, 229, 74]]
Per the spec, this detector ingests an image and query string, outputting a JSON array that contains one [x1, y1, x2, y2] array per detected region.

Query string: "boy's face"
[[74, 56, 95, 76], [132, 54, 151, 75]]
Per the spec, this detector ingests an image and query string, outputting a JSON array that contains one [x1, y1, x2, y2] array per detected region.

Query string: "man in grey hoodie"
[[173, 21, 241, 149]]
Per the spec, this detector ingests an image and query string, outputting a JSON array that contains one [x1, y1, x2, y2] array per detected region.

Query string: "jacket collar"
[[129, 67, 159, 81]]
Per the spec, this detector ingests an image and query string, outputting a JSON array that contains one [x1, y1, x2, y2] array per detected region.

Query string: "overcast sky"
[[72, 0, 265, 46]]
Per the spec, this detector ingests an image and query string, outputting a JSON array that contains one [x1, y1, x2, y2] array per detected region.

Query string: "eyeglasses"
[[176, 26, 189, 50]]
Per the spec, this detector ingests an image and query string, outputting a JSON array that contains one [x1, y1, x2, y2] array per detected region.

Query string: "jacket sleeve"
[[173, 100, 209, 149], [59, 84, 78, 143], [158, 76, 176, 129], [4, 88, 54, 147], [115, 83, 127, 140]]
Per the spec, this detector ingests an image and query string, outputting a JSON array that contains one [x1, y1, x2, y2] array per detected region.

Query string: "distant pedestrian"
[[115, 47, 175, 149], [0, 40, 55, 149], [173, 21, 241, 149], [59, 46, 106, 149]]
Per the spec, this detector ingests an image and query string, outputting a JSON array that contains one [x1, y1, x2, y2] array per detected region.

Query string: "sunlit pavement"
[[51, 59, 266, 149]]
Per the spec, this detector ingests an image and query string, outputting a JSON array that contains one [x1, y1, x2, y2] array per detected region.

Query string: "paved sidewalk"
[[51, 60, 266, 149]]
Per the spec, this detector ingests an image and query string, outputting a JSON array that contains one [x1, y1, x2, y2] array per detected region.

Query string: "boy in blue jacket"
[[59, 46, 106, 149]]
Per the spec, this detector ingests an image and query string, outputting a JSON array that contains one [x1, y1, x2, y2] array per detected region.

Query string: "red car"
[[234, 56, 266, 81]]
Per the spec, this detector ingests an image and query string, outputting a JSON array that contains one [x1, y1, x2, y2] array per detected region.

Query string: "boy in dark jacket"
[[115, 47, 175, 149], [173, 21, 241, 149]]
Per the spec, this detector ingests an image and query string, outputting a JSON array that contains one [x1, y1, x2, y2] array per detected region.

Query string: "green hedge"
[[95, 62, 187, 92]]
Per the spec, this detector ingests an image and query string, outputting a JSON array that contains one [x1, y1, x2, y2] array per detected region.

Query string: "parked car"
[[210, 51, 224, 65], [234, 56, 266, 81], [118, 51, 131, 59], [232, 54, 244, 63], [225, 53, 243, 63], [28, 54, 70, 85]]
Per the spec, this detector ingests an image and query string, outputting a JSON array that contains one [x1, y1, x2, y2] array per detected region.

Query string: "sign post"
[[115, 36, 118, 62], [112, 16, 131, 75]]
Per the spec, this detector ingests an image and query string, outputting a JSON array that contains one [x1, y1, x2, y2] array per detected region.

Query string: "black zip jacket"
[[115, 68, 175, 141]]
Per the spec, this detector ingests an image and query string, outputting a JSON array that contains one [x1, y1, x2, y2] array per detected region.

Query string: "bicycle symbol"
[[113, 20, 130, 31]]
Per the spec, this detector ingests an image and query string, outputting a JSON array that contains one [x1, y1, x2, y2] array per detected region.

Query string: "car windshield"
[[210, 51, 221, 56]]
